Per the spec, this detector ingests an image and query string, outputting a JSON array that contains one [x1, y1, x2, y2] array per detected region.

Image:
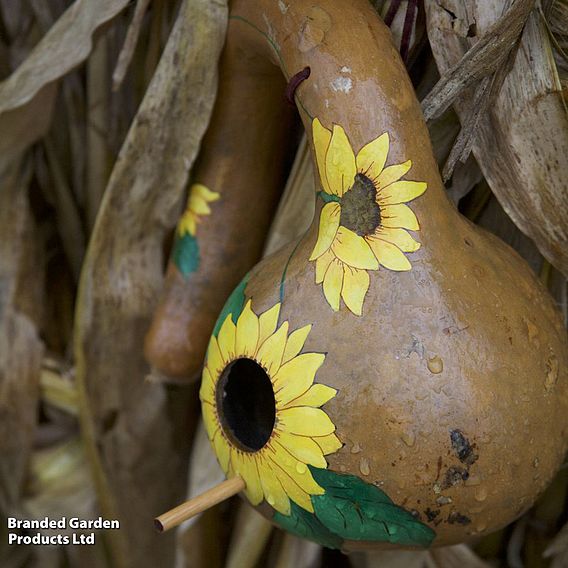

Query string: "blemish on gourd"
[[450, 429, 478, 466], [545, 354, 558, 392], [330, 76, 353, 93], [278, 0, 288, 14], [403, 335, 425, 359], [474, 487, 488, 502], [436, 495, 452, 506], [464, 474, 480, 486], [441, 466, 469, 489], [425, 508, 440, 523], [447, 511, 471, 525], [350, 441, 362, 454], [359, 457, 371, 476], [401, 430, 416, 447], [427, 355, 443, 374], [525, 318, 540, 348], [298, 6, 331, 52]]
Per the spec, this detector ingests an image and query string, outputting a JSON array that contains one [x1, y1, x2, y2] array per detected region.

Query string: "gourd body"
[[186, 0, 568, 550]]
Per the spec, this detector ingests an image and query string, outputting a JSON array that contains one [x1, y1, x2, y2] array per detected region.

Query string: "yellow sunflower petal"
[[282, 383, 337, 409], [235, 300, 259, 357], [186, 216, 197, 236], [341, 266, 370, 316], [325, 124, 357, 197], [282, 325, 312, 365], [380, 203, 419, 230], [322, 259, 343, 311], [275, 430, 328, 468], [375, 227, 420, 252], [309, 202, 341, 260], [257, 455, 290, 515], [212, 430, 231, 473], [278, 407, 335, 437], [378, 180, 427, 205], [376, 160, 412, 189], [199, 368, 215, 404], [268, 442, 325, 496], [367, 237, 412, 271], [188, 193, 211, 215], [356, 132, 389, 181], [192, 183, 220, 202], [202, 401, 219, 442], [331, 226, 379, 270], [226, 447, 237, 478], [312, 118, 332, 195], [273, 353, 326, 407], [256, 322, 289, 376], [206, 335, 225, 376], [258, 303, 281, 349], [315, 249, 335, 284], [217, 315, 236, 362], [231, 454, 263, 505], [178, 212, 197, 236], [268, 460, 314, 513], [313, 432, 343, 455]]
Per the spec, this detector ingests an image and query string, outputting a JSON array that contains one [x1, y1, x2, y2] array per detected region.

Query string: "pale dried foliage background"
[[0, 1, 567, 567]]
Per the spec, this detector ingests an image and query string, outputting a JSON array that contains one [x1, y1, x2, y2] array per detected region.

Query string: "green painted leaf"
[[273, 502, 342, 550], [310, 467, 436, 548], [318, 190, 341, 204], [172, 233, 199, 276], [212, 273, 250, 337]]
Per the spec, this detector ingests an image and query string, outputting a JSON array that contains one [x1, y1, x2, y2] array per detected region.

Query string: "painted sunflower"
[[310, 119, 427, 315], [177, 183, 220, 237], [200, 300, 342, 516]]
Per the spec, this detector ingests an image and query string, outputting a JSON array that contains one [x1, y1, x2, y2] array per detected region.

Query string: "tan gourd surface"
[[144, 44, 296, 379], [157, 0, 568, 550]]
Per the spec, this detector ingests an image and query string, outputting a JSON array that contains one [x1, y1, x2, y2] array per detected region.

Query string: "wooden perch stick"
[[154, 477, 245, 533]]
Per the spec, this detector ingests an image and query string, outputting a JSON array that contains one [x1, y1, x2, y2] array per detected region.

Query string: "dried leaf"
[[445, 155, 483, 205], [427, 544, 492, 568], [351, 549, 428, 568], [426, 1, 568, 276], [181, 423, 226, 531], [274, 533, 321, 568], [23, 438, 106, 568], [545, 520, 568, 568], [422, 0, 535, 121], [0, 84, 57, 171], [264, 135, 315, 256], [112, 0, 152, 91], [0, 0, 131, 114], [41, 136, 86, 281], [441, 75, 492, 181], [0, 158, 44, 513], [73, 1, 228, 566], [225, 504, 273, 568], [86, 35, 111, 230]]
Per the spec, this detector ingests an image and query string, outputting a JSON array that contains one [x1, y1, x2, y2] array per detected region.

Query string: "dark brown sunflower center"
[[216, 358, 276, 453], [339, 173, 381, 236]]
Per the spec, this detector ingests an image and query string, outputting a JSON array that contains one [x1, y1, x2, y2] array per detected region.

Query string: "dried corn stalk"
[[264, 135, 315, 256], [425, 1, 568, 276], [0, 0, 131, 114], [73, 1, 228, 567], [0, 159, 44, 515]]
